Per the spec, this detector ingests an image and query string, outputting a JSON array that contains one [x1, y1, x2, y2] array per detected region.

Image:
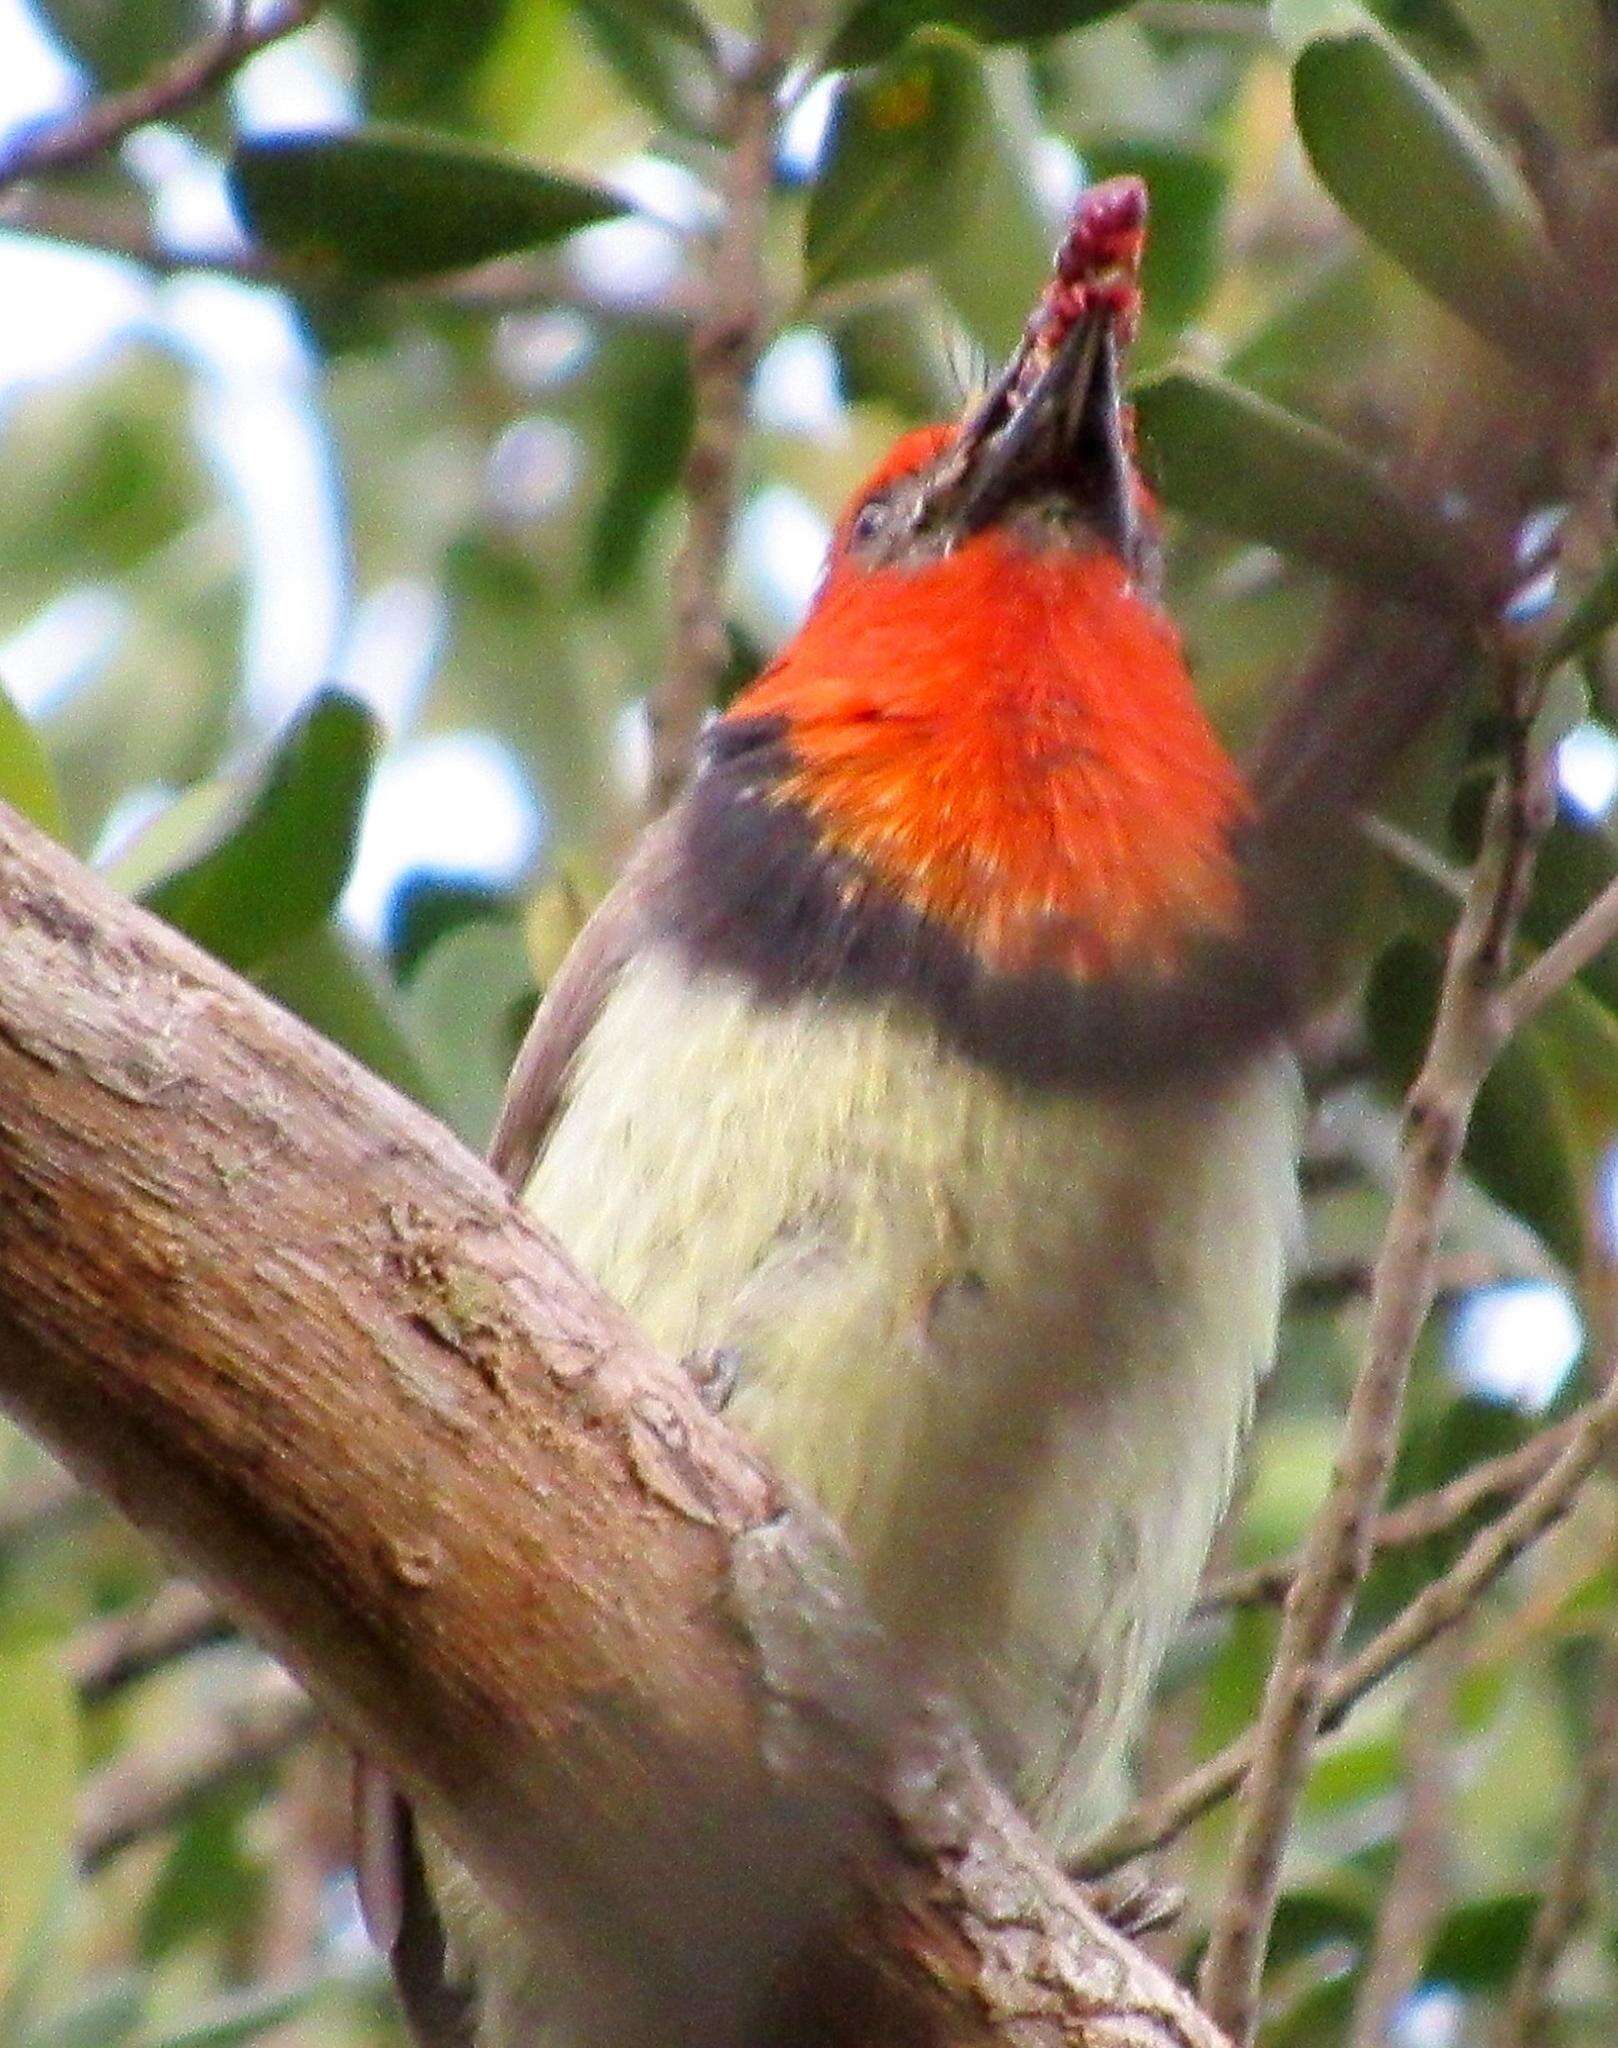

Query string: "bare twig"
[[1347, 1639, 1458, 2048], [77, 1665, 314, 1871], [1076, 1357, 1618, 1878], [1497, 870, 1618, 1037], [68, 1579, 235, 1703], [1194, 1420, 1580, 1612], [1196, 650, 1552, 2044], [650, 10, 809, 814], [1494, 1618, 1618, 2046], [0, 1, 320, 194]]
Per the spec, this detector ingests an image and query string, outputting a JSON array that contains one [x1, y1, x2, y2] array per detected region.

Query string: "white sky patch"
[[567, 217, 686, 311], [163, 275, 349, 725], [91, 782, 174, 868], [1557, 721, 1618, 822], [334, 578, 447, 735], [342, 732, 542, 941], [0, 584, 129, 715], [0, 238, 149, 391], [754, 327, 845, 441], [486, 415, 582, 525], [0, 1, 85, 133], [778, 73, 840, 183], [231, 14, 359, 135], [1447, 1281, 1583, 1414], [736, 484, 831, 641], [494, 309, 595, 393], [1031, 136, 1085, 219], [124, 125, 242, 254], [1392, 1987, 1463, 2048]]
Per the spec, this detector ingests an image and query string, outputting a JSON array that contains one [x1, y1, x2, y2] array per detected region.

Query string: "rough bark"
[[0, 800, 1225, 2048]]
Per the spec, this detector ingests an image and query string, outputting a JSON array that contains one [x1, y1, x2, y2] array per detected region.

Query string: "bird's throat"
[[729, 532, 1248, 979]]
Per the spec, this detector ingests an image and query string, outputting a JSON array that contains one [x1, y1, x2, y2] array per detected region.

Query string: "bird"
[[360, 174, 1313, 2047]]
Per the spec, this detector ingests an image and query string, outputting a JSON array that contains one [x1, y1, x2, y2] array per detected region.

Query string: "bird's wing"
[[357, 807, 682, 2045], [487, 810, 680, 1191]]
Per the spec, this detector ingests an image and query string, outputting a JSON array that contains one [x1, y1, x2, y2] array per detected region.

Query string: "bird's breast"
[[525, 945, 1299, 1848]]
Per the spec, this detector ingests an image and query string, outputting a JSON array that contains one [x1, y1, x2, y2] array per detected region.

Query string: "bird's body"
[[364, 180, 1308, 2048], [525, 947, 1296, 1840]]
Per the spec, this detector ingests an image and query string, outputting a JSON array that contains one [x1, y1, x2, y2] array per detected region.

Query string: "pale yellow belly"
[[525, 947, 1300, 1844], [432, 947, 1298, 2042]]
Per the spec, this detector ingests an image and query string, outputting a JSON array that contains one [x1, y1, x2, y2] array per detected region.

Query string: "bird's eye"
[[851, 498, 886, 545]]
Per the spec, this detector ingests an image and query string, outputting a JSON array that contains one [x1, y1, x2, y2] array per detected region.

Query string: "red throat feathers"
[[729, 444, 1250, 982]]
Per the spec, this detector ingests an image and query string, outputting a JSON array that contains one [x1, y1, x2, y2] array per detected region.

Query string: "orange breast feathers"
[[729, 519, 1251, 982]]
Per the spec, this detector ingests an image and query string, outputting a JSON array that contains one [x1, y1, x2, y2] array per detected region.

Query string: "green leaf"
[[1274, 1, 1576, 374], [805, 32, 1048, 354], [0, 683, 64, 839], [570, 0, 722, 137], [1133, 367, 1467, 599], [826, 0, 1127, 69], [229, 125, 628, 283], [256, 924, 438, 1110], [1425, 1892, 1538, 1988], [403, 917, 538, 1151], [1541, 546, 1618, 672], [33, 0, 205, 92], [0, 1647, 77, 2005], [333, 0, 515, 125], [137, 690, 379, 974]]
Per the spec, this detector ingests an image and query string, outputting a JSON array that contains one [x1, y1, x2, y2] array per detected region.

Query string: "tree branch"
[[0, 798, 1225, 2048], [69, 1578, 237, 1703], [0, 1, 321, 194], [1196, 646, 1552, 2044], [77, 1663, 314, 1872], [1193, 1419, 1580, 1612], [649, 9, 805, 815], [1076, 1350, 1618, 1878]]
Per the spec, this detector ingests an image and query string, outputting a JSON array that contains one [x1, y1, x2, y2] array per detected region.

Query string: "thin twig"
[[0, 1, 320, 194], [1196, 651, 1551, 2044], [1494, 1616, 1618, 2044], [1075, 1355, 1618, 1878], [69, 1579, 235, 1703], [1194, 1418, 1580, 1612], [649, 12, 807, 815], [1498, 870, 1618, 1036], [77, 1666, 314, 1871], [1346, 1638, 1458, 2048]]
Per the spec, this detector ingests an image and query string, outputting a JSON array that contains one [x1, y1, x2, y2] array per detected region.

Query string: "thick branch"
[[0, 800, 1223, 2048]]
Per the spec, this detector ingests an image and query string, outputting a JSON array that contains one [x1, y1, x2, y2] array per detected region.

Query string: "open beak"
[[944, 307, 1135, 558], [921, 175, 1147, 563]]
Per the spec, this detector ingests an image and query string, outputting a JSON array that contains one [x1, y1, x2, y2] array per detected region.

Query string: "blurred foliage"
[[3, 0, 1618, 2043]]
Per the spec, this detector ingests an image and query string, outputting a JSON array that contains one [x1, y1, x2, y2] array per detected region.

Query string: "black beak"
[[932, 306, 1137, 561]]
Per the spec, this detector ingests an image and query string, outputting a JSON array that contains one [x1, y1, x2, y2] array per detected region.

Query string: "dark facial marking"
[[666, 718, 1302, 1094]]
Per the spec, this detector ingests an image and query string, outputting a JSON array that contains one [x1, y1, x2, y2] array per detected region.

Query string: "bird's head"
[[819, 174, 1157, 596]]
